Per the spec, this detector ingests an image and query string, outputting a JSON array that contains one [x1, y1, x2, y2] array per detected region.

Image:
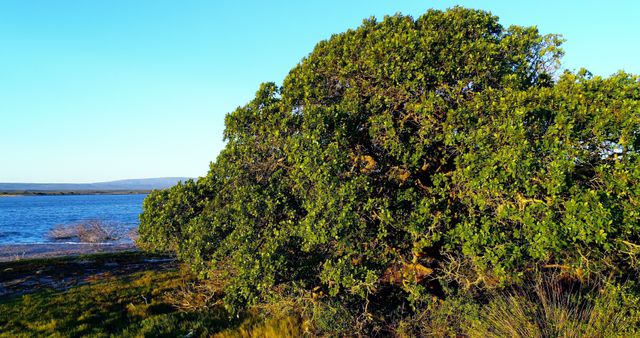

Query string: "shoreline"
[[0, 191, 151, 196], [0, 243, 138, 262]]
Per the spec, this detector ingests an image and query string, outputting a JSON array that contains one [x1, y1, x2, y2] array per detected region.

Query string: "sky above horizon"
[[1, 1, 638, 183]]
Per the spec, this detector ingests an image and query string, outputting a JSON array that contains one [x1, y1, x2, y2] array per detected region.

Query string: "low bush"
[[48, 220, 123, 243]]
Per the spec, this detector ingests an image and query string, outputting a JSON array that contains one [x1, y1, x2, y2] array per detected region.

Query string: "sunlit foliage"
[[139, 6, 640, 320]]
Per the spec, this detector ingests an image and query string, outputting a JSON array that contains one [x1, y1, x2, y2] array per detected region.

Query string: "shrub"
[[138, 6, 640, 329], [48, 220, 122, 243]]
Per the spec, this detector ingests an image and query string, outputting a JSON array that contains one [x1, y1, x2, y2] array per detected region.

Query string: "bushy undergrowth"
[[3, 257, 637, 337], [138, 6, 640, 336]]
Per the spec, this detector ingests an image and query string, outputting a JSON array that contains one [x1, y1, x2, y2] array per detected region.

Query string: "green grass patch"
[[0, 268, 237, 337], [0, 253, 306, 337]]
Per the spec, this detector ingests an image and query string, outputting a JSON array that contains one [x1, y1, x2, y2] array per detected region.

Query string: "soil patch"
[[0, 243, 137, 262], [0, 251, 176, 298]]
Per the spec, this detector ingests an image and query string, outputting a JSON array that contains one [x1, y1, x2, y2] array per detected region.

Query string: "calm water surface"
[[0, 194, 146, 244]]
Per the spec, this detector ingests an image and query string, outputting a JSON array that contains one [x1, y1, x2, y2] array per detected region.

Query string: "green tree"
[[139, 7, 640, 319]]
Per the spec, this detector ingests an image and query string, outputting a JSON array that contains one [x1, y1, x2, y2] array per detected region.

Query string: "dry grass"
[[162, 272, 224, 312], [468, 274, 640, 338], [48, 220, 123, 243], [213, 315, 303, 338]]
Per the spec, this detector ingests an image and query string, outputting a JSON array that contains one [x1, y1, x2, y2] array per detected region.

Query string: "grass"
[[0, 270, 228, 337], [467, 275, 640, 338], [214, 314, 304, 338], [3, 253, 638, 337], [0, 253, 304, 337]]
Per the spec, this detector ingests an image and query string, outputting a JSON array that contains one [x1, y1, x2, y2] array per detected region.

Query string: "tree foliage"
[[139, 7, 640, 315]]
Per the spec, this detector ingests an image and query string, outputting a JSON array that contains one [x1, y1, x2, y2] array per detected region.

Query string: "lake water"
[[0, 194, 146, 245]]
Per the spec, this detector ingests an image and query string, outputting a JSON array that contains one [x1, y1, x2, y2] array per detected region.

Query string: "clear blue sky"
[[1, 0, 638, 183]]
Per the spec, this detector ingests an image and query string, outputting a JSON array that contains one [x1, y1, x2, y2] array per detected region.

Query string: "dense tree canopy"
[[139, 7, 640, 315]]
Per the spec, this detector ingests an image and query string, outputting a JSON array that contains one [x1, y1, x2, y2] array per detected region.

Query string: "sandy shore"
[[0, 243, 138, 262]]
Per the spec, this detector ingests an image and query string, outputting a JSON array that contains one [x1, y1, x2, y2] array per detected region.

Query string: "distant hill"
[[0, 177, 190, 193]]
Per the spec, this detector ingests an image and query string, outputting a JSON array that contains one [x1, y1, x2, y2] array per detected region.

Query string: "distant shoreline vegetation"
[[0, 177, 190, 196], [0, 190, 152, 196]]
